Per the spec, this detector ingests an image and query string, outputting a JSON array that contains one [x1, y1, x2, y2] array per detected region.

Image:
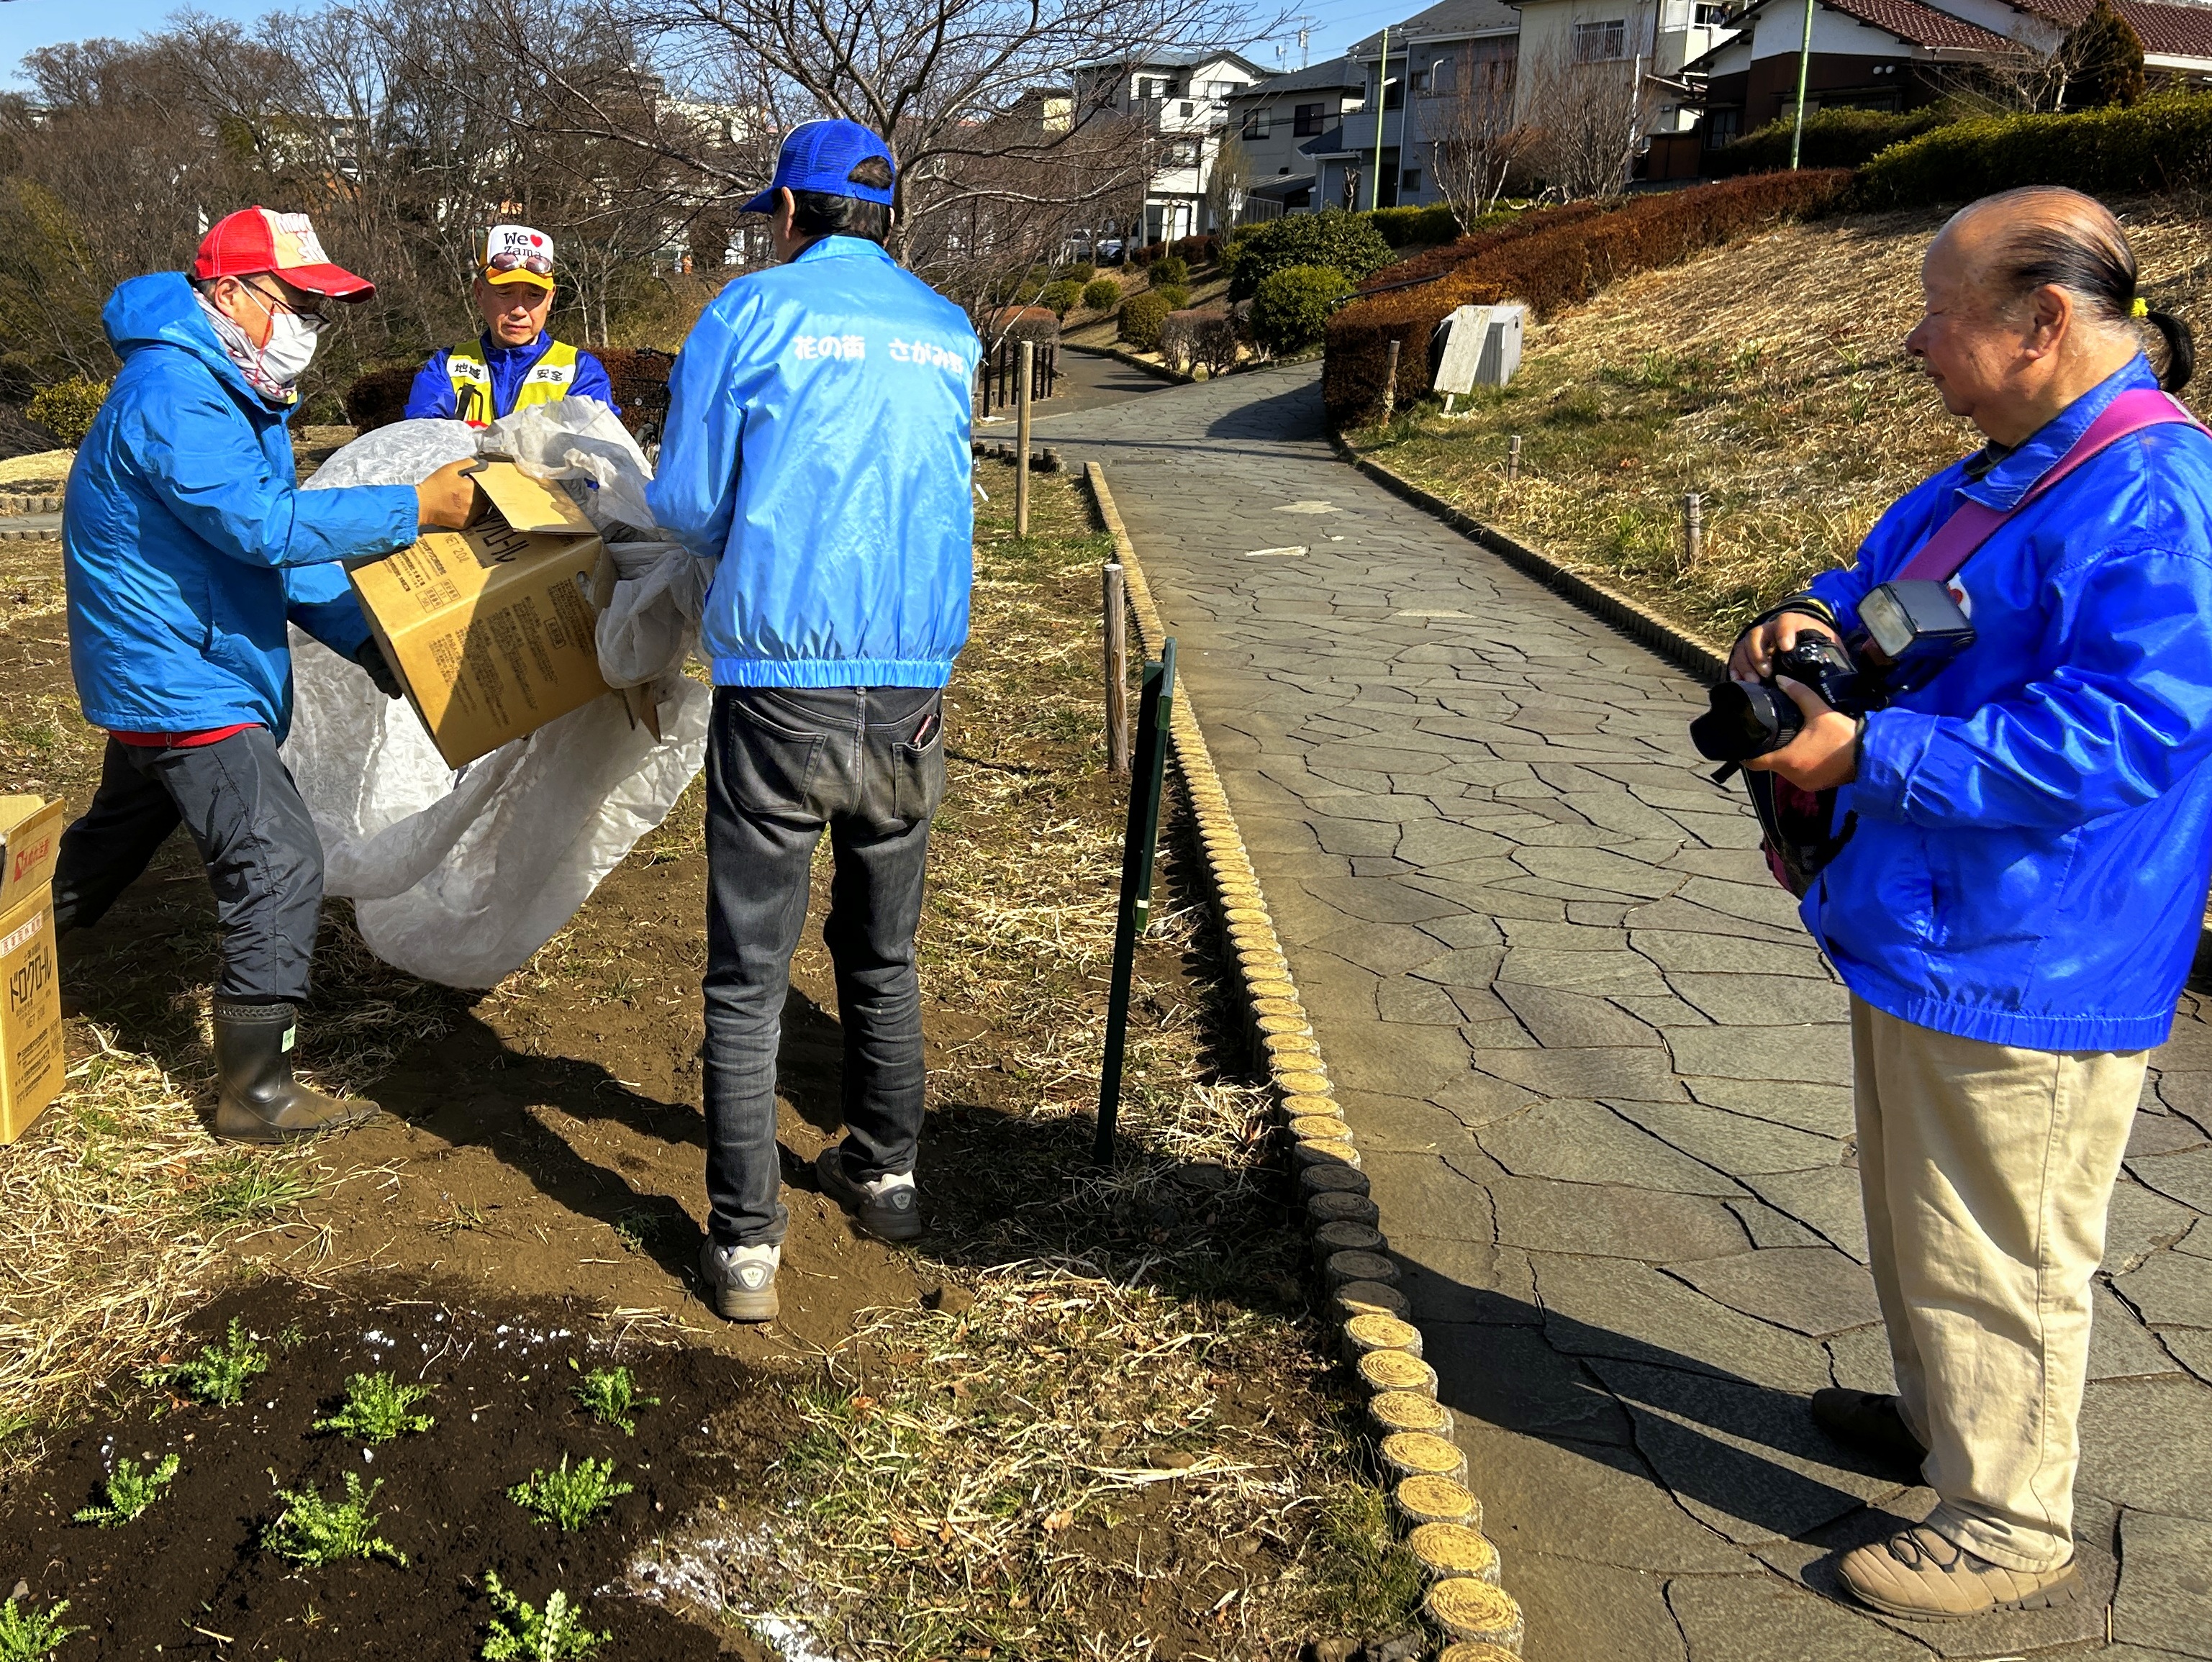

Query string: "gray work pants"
[[702, 685, 946, 1248], [52, 730, 324, 1003]]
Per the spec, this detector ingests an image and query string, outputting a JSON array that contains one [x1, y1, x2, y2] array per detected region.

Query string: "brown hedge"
[[1323, 171, 1853, 427]]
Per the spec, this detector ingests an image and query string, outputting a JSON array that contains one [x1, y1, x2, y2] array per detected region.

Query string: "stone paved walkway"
[[1035, 365, 2212, 1662]]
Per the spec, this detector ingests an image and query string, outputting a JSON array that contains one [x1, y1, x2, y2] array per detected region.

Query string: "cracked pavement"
[[1038, 363, 2212, 1661]]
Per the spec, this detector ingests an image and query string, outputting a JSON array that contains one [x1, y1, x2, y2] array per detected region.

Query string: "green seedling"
[[568, 1363, 657, 1435], [263, 1472, 407, 1566], [141, 1319, 269, 1407], [507, 1456, 633, 1531], [72, 1453, 180, 1527], [479, 1571, 607, 1660], [0, 1596, 83, 1661], [315, 1372, 436, 1442]]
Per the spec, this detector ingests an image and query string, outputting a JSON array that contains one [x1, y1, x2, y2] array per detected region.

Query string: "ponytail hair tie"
[[2132, 297, 2151, 318]]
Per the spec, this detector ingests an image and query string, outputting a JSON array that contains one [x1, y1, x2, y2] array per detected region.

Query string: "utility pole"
[[1371, 25, 1390, 212], [1790, 0, 1815, 169]]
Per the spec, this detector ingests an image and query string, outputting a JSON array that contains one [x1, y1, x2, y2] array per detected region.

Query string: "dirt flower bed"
[[1343, 199, 2212, 645], [0, 458, 1417, 1657], [0, 1280, 779, 1658]]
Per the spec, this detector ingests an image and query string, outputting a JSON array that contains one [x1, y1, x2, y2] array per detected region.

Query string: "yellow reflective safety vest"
[[444, 338, 581, 426]]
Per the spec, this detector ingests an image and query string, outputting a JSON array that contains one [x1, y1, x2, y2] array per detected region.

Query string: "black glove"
[[354, 637, 404, 700]]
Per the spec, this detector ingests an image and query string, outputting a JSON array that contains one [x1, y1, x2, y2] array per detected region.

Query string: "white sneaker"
[[700, 1239, 780, 1322]]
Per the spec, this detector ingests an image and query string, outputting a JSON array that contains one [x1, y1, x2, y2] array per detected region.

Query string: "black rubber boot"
[[211, 999, 379, 1144]]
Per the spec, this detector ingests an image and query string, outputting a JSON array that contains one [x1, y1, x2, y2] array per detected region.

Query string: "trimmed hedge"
[[1352, 201, 1615, 296], [1324, 170, 1851, 427], [1120, 292, 1174, 351], [25, 375, 111, 445], [1856, 92, 2212, 206], [1226, 210, 1395, 301], [1251, 265, 1354, 355], [1081, 278, 1122, 312], [1039, 278, 1086, 317], [1710, 106, 1952, 177], [1363, 204, 1465, 248], [1151, 254, 1191, 288]]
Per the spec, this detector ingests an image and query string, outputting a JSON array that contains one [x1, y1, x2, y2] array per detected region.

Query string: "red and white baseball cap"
[[476, 224, 556, 288], [192, 207, 373, 302]]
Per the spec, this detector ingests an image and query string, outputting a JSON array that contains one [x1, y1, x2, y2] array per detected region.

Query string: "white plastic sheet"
[[284, 402, 711, 989]]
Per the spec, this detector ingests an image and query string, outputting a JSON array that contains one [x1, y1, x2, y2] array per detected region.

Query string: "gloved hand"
[[354, 638, 404, 700]]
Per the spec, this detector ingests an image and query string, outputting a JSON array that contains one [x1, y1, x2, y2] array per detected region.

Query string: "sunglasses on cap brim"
[[485, 251, 555, 278]]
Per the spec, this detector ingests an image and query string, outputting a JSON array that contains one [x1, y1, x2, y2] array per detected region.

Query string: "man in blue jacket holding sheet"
[[647, 121, 979, 1322], [53, 206, 476, 1145], [1736, 188, 2212, 1620]]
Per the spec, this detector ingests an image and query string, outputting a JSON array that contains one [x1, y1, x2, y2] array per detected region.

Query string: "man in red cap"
[[52, 206, 476, 1144]]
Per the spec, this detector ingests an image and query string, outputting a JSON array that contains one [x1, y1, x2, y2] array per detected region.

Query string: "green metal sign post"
[[1095, 638, 1177, 1163]]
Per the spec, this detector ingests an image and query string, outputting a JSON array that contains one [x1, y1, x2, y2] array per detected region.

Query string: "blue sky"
[[3, 0, 1387, 90], [1, 0, 303, 86]]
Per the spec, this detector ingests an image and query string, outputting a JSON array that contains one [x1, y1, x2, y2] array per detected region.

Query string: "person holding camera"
[[1717, 187, 2212, 1620]]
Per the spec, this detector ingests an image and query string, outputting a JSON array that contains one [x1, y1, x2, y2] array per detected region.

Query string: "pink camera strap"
[[1898, 388, 2207, 583]]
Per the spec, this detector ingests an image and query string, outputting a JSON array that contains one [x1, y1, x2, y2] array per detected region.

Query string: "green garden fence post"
[[1095, 638, 1177, 1163]]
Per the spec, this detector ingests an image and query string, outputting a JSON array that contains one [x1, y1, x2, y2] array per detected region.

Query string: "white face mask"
[[245, 292, 327, 386]]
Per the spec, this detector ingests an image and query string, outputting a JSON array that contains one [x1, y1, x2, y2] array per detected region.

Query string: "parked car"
[[1094, 237, 1126, 265]]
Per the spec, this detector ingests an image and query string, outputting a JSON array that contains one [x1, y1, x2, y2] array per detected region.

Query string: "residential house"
[[1224, 58, 1369, 211], [1512, 0, 1740, 142], [1320, 0, 1523, 212], [1075, 49, 1272, 243], [1685, 0, 2212, 158]]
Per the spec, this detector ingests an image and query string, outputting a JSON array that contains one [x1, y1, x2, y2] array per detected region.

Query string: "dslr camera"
[[1691, 578, 1976, 769]]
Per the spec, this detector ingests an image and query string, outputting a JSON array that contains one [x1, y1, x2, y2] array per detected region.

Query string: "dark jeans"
[[52, 730, 323, 1003], [702, 685, 946, 1248]]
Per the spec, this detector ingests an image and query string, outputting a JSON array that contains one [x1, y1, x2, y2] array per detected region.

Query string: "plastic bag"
[[283, 404, 710, 989]]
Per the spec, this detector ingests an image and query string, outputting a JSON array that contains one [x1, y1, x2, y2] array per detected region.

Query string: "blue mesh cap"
[[740, 119, 897, 215]]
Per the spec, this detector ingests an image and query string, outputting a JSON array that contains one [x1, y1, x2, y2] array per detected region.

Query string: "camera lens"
[[1690, 680, 1803, 763]]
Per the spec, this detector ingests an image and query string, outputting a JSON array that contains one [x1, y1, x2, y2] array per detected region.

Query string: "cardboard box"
[[0, 794, 63, 915], [0, 883, 63, 1145], [466, 460, 597, 537], [350, 516, 610, 769]]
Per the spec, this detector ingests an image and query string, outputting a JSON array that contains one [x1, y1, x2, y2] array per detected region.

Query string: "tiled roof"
[[1348, 0, 1520, 56], [1820, 0, 2025, 50], [2023, 0, 2212, 60], [1233, 55, 1366, 96]]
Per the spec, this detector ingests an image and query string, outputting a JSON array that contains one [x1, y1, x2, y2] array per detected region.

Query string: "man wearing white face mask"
[[53, 206, 477, 1145]]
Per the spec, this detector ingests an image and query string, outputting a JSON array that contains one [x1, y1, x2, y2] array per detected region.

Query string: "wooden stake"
[[1507, 434, 1521, 481], [1103, 563, 1130, 777], [1382, 338, 1401, 420], [1683, 491, 1703, 568], [1016, 340, 1034, 537]]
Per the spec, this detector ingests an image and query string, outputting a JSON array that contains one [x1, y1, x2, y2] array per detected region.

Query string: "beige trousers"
[[1849, 996, 2145, 1573]]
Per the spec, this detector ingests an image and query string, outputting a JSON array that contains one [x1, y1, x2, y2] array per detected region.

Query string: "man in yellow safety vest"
[[404, 223, 620, 425]]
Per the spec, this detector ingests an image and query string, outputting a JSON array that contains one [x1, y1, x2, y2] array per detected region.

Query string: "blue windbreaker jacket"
[[646, 237, 979, 687], [401, 332, 619, 422], [64, 272, 420, 740], [1803, 356, 2212, 1053]]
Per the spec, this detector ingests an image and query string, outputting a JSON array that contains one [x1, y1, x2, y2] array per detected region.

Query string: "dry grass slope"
[[1348, 199, 2212, 644]]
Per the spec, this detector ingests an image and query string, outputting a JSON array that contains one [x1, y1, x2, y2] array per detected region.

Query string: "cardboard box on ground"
[[348, 460, 649, 771], [0, 795, 65, 1145]]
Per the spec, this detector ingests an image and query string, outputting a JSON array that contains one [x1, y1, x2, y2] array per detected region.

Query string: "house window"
[[1693, 2, 1728, 22], [1164, 139, 1200, 167], [1243, 107, 1272, 137], [1382, 76, 1405, 108], [1572, 19, 1628, 62], [1179, 100, 1195, 117], [1704, 106, 1741, 147], [1294, 101, 1325, 135], [1400, 168, 1422, 194], [1138, 76, 1165, 99], [1206, 80, 1245, 99]]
